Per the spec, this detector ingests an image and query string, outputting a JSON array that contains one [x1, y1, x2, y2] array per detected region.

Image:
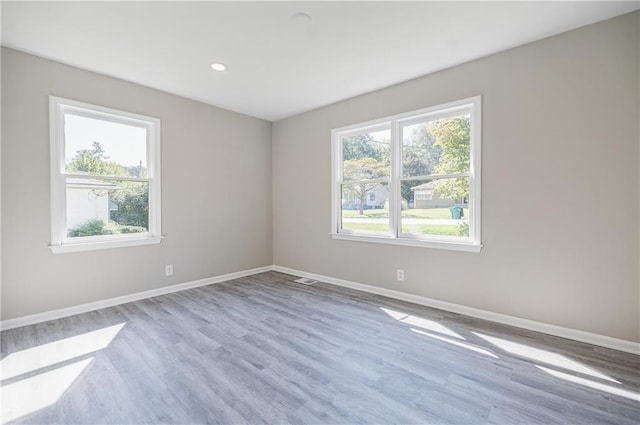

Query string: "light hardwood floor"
[[1, 271, 639, 424]]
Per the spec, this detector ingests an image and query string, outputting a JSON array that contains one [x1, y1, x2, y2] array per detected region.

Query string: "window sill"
[[50, 235, 163, 254], [330, 232, 482, 253]]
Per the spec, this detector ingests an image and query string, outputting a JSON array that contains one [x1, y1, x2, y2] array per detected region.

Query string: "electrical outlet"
[[397, 269, 405, 282], [165, 265, 174, 277]]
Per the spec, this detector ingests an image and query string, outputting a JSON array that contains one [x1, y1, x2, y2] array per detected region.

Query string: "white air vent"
[[294, 277, 317, 285]]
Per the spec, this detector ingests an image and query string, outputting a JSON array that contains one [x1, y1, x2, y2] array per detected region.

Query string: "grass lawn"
[[402, 224, 468, 237], [342, 207, 469, 220]]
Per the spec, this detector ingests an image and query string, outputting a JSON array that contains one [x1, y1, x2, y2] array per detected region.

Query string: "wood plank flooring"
[[1, 271, 639, 424]]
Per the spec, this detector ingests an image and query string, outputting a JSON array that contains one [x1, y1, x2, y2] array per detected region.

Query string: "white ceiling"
[[2, 1, 638, 121]]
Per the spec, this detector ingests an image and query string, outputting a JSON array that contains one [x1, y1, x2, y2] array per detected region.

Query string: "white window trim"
[[331, 96, 482, 252], [49, 96, 162, 254]]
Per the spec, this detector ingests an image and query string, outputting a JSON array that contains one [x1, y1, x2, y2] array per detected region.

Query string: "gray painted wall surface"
[[272, 13, 640, 342], [1, 47, 273, 320], [2, 13, 638, 343]]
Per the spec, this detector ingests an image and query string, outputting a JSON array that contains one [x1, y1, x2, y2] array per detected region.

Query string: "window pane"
[[401, 178, 469, 238], [402, 113, 470, 177], [342, 129, 390, 181], [64, 114, 148, 178], [341, 183, 389, 234], [66, 178, 149, 237]]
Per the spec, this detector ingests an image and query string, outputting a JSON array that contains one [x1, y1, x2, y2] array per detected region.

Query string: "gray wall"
[[2, 13, 639, 343], [272, 13, 640, 342], [1, 47, 273, 320]]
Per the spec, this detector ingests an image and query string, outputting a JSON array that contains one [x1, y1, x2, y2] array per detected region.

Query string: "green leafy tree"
[[401, 125, 442, 204], [109, 184, 149, 228], [67, 142, 148, 229], [67, 141, 128, 176], [431, 116, 470, 201], [341, 133, 391, 215], [343, 134, 386, 162], [343, 157, 390, 215]]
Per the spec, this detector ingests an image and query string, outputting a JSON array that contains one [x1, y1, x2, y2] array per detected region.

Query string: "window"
[[331, 96, 481, 252], [416, 192, 433, 201], [49, 97, 161, 253]]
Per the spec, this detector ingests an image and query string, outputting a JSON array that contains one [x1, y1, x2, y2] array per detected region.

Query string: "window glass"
[[332, 97, 480, 251], [66, 178, 149, 237], [64, 114, 148, 178], [342, 129, 391, 181], [401, 114, 471, 177], [340, 183, 390, 234], [401, 178, 470, 238], [50, 96, 161, 253]]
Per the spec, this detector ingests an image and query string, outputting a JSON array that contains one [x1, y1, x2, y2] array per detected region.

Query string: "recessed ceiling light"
[[210, 63, 227, 72]]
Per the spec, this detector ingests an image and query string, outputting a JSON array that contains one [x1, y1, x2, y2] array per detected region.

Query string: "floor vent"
[[294, 277, 317, 285]]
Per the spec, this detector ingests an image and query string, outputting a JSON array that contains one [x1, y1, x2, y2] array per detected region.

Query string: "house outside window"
[[331, 96, 481, 252], [49, 96, 161, 253]]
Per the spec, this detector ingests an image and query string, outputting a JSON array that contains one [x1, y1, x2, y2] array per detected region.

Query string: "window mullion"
[[390, 120, 401, 238], [331, 130, 341, 233]]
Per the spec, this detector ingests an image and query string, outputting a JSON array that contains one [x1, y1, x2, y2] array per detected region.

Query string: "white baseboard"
[[273, 265, 640, 355], [3, 264, 638, 355], [0, 265, 273, 331]]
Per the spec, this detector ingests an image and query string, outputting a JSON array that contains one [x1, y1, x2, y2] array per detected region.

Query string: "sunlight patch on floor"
[[411, 328, 498, 358], [536, 365, 640, 402], [1, 323, 125, 380], [0, 322, 125, 424], [1, 358, 94, 424], [473, 332, 620, 384], [380, 307, 464, 339]]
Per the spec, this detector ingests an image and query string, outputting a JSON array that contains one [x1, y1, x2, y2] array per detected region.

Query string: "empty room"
[[1, 1, 639, 424]]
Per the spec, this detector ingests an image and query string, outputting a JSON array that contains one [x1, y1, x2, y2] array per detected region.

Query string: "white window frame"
[[331, 96, 482, 252], [49, 96, 162, 253]]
